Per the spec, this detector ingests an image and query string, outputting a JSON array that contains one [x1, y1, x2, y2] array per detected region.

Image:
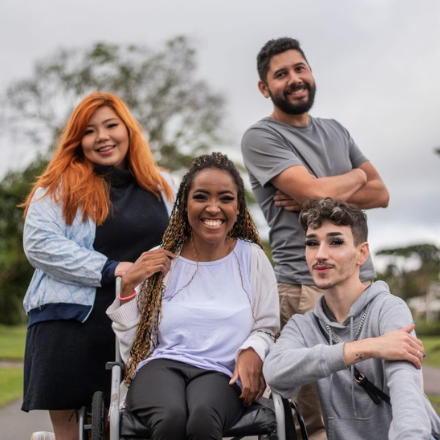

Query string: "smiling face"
[[81, 106, 129, 169], [186, 168, 240, 256], [305, 220, 368, 291], [259, 49, 316, 116]]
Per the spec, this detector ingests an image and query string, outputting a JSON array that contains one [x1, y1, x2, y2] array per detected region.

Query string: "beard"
[[269, 81, 317, 115]]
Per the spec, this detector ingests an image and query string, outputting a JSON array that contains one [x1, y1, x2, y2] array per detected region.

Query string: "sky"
[[1, 0, 439, 266]]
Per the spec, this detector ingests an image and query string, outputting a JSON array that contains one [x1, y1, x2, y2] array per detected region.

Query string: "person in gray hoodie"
[[264, 198, 440, 440]]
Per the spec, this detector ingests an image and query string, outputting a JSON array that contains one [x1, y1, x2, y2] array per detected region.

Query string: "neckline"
[[263, 115, 312, 129], [178, 239, 240, 265], [94, 165, 135, 186]]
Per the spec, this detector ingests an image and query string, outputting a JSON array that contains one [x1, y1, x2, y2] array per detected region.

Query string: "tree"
[[0, 157, 48, 324], [0, 36, 225, 173], [375, 243, 440, 300], [0, 37, 227, 324]]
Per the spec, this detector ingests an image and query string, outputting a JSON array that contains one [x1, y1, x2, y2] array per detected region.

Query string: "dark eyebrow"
[[306, 231, 344, 239], [305, 232, 318, 239], [87, 117, 119, 127], [327, 232, 344, 237], [273, 62, 307, 77], [192, 189, 235, 195]]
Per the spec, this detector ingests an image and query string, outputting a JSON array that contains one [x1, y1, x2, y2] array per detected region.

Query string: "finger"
[[159, 249, 176, 259], [402, 323, 416, 334], [282, 205, 301, 212], [256, 377, 266, 400], [411, 349, 423, 369], [229, 367, 239, 385]]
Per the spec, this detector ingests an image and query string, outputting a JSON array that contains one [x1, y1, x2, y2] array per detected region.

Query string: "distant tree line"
[[376, 243, 440, 301]]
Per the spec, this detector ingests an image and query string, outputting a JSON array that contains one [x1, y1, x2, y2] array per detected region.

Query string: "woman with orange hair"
[[21, 92, 175, 440]]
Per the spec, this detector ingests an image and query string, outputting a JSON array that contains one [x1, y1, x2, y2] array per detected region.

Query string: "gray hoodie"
[[264, 280, 440, 440]]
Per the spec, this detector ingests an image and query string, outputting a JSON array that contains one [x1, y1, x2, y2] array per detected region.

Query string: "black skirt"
[[21, 286, 115, 411]]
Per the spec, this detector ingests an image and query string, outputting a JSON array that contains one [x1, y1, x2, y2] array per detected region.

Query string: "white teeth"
[[289, 88, 304, 95], [98, 145, 114, 152], [203, 219, 223, 227]]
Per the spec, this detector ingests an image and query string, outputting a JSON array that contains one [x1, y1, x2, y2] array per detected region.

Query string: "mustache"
[[284, 82, 311, 94], [312, 261, 333, 269]]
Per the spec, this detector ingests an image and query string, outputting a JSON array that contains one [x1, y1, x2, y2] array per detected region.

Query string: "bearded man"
[[241, 37, 390, 440]]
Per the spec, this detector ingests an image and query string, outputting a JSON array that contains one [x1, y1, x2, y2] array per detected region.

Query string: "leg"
[[125, 359, 188, 440], [278, 283, 327, 440], [49, 410, 78, 440], [278, 282, 302, 328], [186, 369, 244, 440]]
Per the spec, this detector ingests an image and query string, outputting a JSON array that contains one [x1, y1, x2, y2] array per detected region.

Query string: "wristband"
[[118, 289, 137, 301]]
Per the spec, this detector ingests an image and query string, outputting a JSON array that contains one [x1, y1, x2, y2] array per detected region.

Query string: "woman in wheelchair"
[[107, 152, 280, 440]]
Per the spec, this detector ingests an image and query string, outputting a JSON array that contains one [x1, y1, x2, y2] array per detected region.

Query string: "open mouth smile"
[[285, 85, 307, 97], [96, 145, 116, 154], [201, 219, 225, 228]]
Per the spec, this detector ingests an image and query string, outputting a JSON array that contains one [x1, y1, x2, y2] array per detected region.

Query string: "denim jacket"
[[23, 171, 175, 324]]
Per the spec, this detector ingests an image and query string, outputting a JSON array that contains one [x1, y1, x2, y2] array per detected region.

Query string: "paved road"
[[0, 399, 51, 440], [1, 367, 439, 439]]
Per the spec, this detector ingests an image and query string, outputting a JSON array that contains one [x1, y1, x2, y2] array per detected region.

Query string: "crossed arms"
[[273, 161, 389, 211]]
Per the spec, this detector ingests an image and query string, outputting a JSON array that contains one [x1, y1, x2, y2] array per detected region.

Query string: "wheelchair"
[[79, 362, 307, 440], [79, 279, 308, 440]]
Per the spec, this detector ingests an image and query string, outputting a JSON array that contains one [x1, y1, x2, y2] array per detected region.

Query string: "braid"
[[125, 152, 262, 383]]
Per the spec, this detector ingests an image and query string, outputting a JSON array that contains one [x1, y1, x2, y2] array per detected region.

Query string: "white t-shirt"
[[138, 239, 253, 378]]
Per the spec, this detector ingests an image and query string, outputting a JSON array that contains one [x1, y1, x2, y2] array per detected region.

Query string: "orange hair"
[[21, 92, 174, 225]]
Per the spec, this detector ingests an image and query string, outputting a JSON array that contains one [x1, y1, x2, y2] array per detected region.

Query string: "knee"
[[144, 405, 187, 439], [187, 405, 222, 439]]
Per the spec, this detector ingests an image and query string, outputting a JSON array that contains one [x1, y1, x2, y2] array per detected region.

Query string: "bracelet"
[[118, 289, 137, 301]]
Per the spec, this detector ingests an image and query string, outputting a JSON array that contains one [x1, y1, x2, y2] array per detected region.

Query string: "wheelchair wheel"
[[283, 398, 298, 440], [91, 391, 105, 440]]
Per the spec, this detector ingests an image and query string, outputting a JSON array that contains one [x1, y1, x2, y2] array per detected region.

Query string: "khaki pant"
[[278, 283, 327, 440]]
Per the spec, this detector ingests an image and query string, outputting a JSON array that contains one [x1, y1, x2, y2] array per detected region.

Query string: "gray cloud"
[[1, 0, 439, 253]]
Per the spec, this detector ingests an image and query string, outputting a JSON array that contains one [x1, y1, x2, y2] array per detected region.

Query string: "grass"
[[0, 324, 26, 360], [429, 394, 440, 414], [420, 336, 440, 367], [0, 325, 26, 407], [0, 367, 23, 407]]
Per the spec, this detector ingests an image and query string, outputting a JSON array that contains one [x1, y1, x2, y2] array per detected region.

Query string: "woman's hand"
[[119, 249, 175, 300], [115, 261, 133, 277], [230, 348, 266, 405]]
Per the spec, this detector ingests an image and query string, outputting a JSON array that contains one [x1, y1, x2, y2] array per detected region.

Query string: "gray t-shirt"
[[241, 116, 376, 285]]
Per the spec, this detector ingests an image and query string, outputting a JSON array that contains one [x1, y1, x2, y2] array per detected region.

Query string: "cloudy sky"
[[1, 0, 439, 263]]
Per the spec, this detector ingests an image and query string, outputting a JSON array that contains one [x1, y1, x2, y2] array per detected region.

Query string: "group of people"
[[22, 37, 439, 440]]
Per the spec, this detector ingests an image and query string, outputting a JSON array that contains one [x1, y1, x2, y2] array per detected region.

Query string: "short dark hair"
[[299, 198, 368, 245], [257, 37, 309, 83]]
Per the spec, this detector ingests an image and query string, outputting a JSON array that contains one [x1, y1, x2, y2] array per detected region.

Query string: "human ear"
[[357, 242, 369, 266], [258, 80, 270, 99]]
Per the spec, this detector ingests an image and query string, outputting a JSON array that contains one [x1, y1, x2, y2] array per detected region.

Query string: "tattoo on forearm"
[[354, 353, 366, 363]]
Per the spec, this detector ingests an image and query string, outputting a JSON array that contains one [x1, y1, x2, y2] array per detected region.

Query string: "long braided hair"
[[125, 152, 262, 383]]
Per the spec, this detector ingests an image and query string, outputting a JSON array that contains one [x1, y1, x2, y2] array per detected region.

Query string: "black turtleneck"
[[93, 165, 169, 286]]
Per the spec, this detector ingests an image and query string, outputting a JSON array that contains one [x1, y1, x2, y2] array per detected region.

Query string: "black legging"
[[126, 358, 245, 440]]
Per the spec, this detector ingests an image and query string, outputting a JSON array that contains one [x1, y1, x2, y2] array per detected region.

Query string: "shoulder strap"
[[314, 315, 391, 406]]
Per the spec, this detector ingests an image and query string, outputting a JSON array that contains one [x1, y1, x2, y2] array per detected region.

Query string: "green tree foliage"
[[1, 36, 225, 172], [375, 243, 440, 300], [0, 158, 48, 324], [0, 37, 226, 324]]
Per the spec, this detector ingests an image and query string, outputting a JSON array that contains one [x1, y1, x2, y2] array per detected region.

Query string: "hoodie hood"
[[313, 280, 391, 330]]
